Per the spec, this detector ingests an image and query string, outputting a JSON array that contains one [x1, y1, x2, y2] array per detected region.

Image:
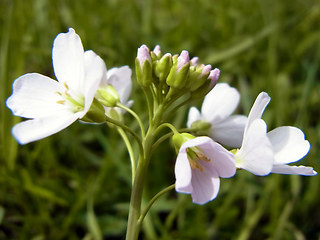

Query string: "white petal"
[[199, 140, 236, 178], [268, 126, 310, 164], [52, 28, 85, 94], [210, 115, 247, 148], [175, 150, 193, 193], [6, 73, 66, 118], [190, 167, 220, 205], [236, 119, 274, 176], [272, 164, 317, 176], [106, 66, 132, 104], [11, 111, 81, 144], [82, 50, 107, 114], [201, 83, 240, 124], [244, 92, 270, 136], [187, 107, 201, 128]]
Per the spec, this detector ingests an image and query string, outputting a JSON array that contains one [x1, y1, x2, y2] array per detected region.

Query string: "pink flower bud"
[[177, 50, 190, 71], [153, 45, 161, 56], [137, 44, 151, 66], [208, 68, 220, 88], [201, 65, 212, 76], [190, 57, 199, 66]]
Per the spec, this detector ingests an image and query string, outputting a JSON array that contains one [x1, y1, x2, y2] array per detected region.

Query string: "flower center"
[[56, 82, 84, 113], [186, 147, 211, 172]]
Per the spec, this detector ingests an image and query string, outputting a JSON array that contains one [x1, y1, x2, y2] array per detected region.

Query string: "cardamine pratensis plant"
[[6, 28, 317, 240]]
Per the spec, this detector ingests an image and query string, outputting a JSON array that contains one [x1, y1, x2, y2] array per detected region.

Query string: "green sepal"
[[135, 58, 153, 87], [155, 54, 173, 83], [172, 133, 195, 153], [96, 85, 119, 107], [166, 62, 190, 89], [80, 98, 106, 123], [190, 120, 212, 136]]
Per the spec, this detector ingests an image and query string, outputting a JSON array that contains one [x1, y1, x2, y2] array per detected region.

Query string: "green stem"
[[125, 130, 155, 240], [105, 115, 143, 156], [117, 103, 146, 138], [138, 184, 175, 225], [125, 104, 165, 240], [154, 122, 179, 137], [142, 87, 154, 127], [117, 127, 136, 183]]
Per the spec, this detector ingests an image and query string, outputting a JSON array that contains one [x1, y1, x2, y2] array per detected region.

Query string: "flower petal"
[[236, 119, 274, 176], [11, 111, 81, 144], [201, 83, 240, 124], [198, 139, 236, 178], [272, 164, 317, 176], [106, 66, 132, 104], [187, 107, 201, 128], [52, 28, 85, 94], [267, 126, 310, 164], [6, 73, 66, 118], [210, 115, 247, 148], [82, 50, 107, 114], [244, 92, 270, 136], [175, 150, 193, 194], [190, 167, 220, 205]]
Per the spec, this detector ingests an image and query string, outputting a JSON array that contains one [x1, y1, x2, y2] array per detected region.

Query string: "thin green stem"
[[154, 122, 179, 137], [142, 87, 154, 127], [105, 115, 143, 157], [138, 184, 175, 226], [117, 127, 136, 183], [117, 103, 146, 138]]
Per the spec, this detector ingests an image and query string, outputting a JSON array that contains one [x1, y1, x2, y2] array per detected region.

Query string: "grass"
[[0, 0, 320, 239]]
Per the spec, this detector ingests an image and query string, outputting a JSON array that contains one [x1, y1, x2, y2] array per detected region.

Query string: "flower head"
[[6, 28, 106, 144], [234, 92, 317, 176], [174, 134, 236, 205], [187, 83, 247, 148]]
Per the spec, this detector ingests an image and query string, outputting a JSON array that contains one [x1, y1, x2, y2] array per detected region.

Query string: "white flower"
[[235, 92, 317, 176], [187, 83, 247, 148], [175, 136, 236, 205], [6, 28, 106, 144], [103, 66, 133, 111]]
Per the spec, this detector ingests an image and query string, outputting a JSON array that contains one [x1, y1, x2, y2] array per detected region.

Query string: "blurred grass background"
[[0, 0, 320, 239]]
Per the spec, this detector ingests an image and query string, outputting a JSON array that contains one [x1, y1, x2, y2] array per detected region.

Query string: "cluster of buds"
[[135, 44, 220, 102]]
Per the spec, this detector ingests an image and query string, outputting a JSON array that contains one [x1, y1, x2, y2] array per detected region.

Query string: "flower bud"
[[166, 50, 190, 89], [208, 68, 220, 89], [136, 45, 153, 87], [153, 45, 161, 57], [95, 84, 119, 107], [155, 53, 172, 82]]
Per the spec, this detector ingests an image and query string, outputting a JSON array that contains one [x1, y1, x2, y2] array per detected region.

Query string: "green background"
[[0, 0, 319, 239]]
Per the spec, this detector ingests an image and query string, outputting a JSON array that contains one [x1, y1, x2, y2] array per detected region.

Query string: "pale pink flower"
[[175, 136, 236, 205]]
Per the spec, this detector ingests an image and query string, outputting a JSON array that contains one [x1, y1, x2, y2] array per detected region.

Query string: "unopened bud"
[[208, 68, 220, 89], [166, 50, 190, 89], [155, 53, 172, 82], [136, 45, 153, 87]]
